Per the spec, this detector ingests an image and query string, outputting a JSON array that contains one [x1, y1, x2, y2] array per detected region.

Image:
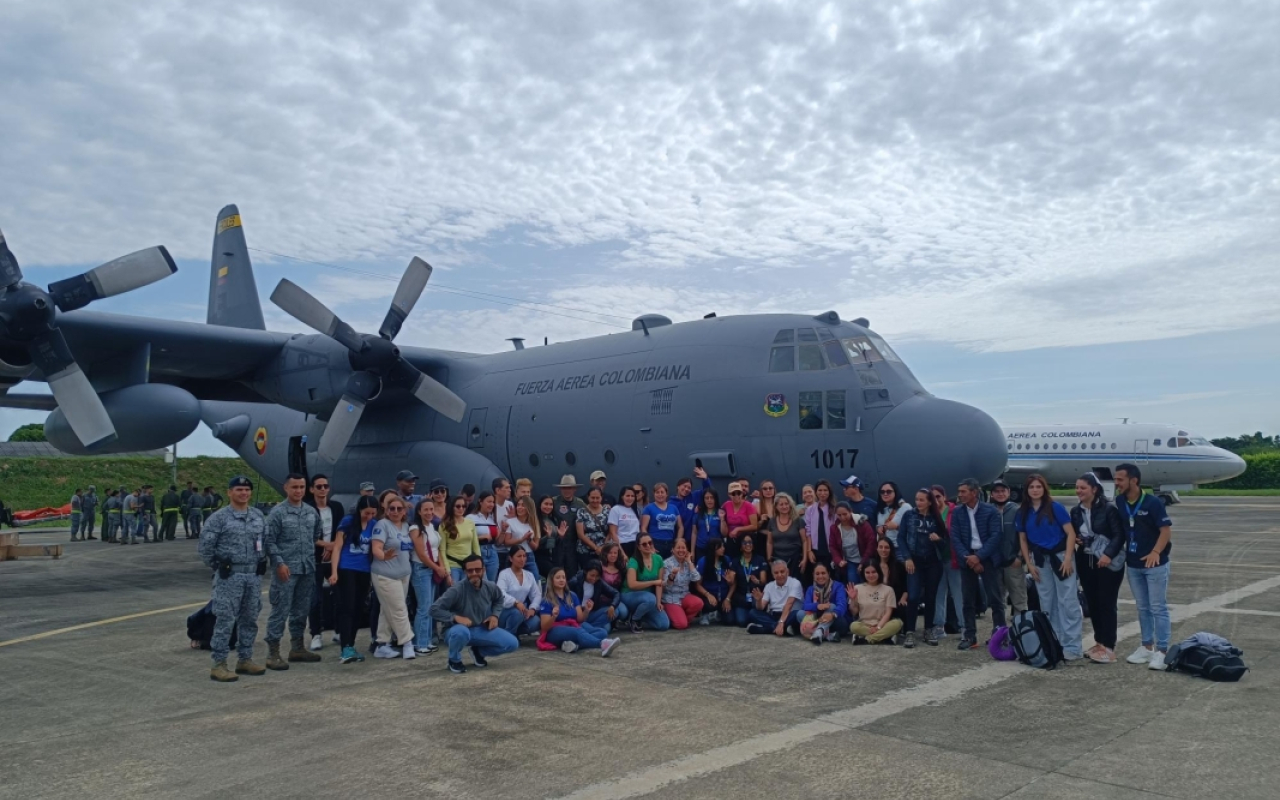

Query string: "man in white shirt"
[[746, 560, 804, 636]]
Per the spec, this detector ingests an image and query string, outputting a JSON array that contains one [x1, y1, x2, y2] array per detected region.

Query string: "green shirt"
[[625, 552, 664, 593]]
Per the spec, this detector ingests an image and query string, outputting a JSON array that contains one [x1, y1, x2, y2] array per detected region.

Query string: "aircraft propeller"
[[269, 256, 466, 463], [0, 227, 177, 447]]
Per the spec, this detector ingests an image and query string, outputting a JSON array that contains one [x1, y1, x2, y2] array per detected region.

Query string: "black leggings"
[[1076, 551, 1125, 648], [903, 559, 943, 633], [336, 569, 372, 648]]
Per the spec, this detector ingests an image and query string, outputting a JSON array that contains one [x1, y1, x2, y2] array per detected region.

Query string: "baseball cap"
[[359, 481, 376, 492], [727, 481, 744, 495], [991, 479, 1010, 489], [395, 470, 418, 482], [429, 479, 449, 492], [839, 475, 865, 489], [228, 475, 254, 489], [589, 470, 607, 482]]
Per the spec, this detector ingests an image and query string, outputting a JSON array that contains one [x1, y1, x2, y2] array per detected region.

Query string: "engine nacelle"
[[0, 347, 35, 390], [46, 383, 201, 455]]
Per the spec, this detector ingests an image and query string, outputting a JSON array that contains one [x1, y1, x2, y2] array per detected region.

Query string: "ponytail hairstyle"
[[1078, 472, 1106, 508]]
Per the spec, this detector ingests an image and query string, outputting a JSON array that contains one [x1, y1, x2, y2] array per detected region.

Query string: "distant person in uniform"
[[69, 488, 83, 542], [201, 487, 215, 523], [81, 486, 98, 540], [180, 481, 195, 537], [359, 481, 377, 497], [198, 476, 268, 682], [140, 485, 159, 542], [105, 489, 123, 543], [122, 488, 141, 545], [160, 485, 182, 541], [187, 488, 206, 539], [1115, 463, 1174, 671], [263, 473, 324, 669]]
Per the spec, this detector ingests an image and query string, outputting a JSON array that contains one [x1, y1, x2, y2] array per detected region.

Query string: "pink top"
[[723, 500, 756, 537]]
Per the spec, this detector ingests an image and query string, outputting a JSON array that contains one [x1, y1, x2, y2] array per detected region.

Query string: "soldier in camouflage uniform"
[[263, 473, 324, 669], [198, 476, 268, 682]]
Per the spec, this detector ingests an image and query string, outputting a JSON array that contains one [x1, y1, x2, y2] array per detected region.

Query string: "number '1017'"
[[810, 449, 858, 469]]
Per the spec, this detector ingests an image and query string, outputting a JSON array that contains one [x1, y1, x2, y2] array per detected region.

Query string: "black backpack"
[[1008, 610, 1064, 669], [1167, 643, 1248, 682]]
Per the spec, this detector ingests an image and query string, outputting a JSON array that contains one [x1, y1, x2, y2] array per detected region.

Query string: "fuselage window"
[[826, 390, 846, 429], [1111, 443, 1117, 450], [1034, 444, 1040, 450], [565, 452, 576, 466], [769, 346, 795, 372], [1071, 443, 1077, 450], [773, 329, 795, 344], [604, 449, 616, 465], [1154, 439, 1162, 447], [1091, 443, 1097, 450], [529, 453, 540, 467], [799, 391, 823, 430], [823, 340, 850, 367], [797, 328, 819, 342], [798, 344, 826, 371]]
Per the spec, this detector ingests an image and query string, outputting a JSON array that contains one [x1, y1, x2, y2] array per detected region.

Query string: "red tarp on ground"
[[13, 504, 72, 525]]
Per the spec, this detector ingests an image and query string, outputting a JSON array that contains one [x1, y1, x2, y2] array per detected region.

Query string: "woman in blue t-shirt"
[[330, 495, 380, 664], [694, 537, 734, 624], [691, 488, 723, 561], [640, 482, 684, 559], [1016, 474, 1083, 661], [539, 567, 622, 657], [729, 533, 769, 627]]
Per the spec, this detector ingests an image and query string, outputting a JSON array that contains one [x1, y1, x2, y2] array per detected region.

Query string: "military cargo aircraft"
[[0, 206, 1008, 501]]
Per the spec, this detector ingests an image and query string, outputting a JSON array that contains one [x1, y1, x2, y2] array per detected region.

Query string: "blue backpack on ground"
[[1008, 610, 1063, 669]]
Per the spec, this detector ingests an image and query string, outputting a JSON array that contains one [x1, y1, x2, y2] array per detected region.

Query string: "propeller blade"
[[378, 257, 433, 340], [317, 394, 367, 463], [48, 246, 177, 312], [27, 328, 116, 446], [270, 279, 366, 352], [0, 227, 22, 287], [389, 359, 466, 423]]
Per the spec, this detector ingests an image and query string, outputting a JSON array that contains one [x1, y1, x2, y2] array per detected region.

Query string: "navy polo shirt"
[[1118, 492, 1172, 568]]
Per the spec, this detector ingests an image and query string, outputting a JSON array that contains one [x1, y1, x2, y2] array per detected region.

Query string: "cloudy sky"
[[2, 0, 1277, 453]]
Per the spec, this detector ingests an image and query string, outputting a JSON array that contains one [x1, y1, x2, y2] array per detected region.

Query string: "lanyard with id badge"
[[1122, 494, 1143, 553]]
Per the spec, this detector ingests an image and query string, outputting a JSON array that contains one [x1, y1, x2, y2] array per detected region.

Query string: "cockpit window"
[[768, 346, 795, 372], [773, 329, 794, 344], [867, 334, 902, 363], [1176, 437, 1192, 447], [1191, 437, 1210, 446], [823, 340, 849, 367], [797, 328, 819, 342], [798, 344, 826, 371], [817, 327, 836, 342], [841, 337, 881, 364]]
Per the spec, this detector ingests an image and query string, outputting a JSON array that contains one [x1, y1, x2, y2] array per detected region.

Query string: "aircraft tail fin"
[[207, 204, 266, 330]]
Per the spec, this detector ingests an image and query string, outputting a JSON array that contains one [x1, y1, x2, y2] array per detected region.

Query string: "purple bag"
[[988, 625, 1017, 661]]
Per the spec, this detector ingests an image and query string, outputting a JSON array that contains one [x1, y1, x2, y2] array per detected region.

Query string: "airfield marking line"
[[0, 590, 271, 649], [559, 573, 1280, 800], [1209, 607, 1280, 618]]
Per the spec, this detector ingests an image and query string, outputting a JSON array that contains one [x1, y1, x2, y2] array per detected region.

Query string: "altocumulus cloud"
[[1, 0, 1277, 353]]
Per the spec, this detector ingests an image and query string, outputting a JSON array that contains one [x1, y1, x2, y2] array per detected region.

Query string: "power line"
[[247, 247, 633, 329]]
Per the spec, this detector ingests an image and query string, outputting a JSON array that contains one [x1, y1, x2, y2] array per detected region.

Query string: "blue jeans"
[[934, 563, 964, 629], [480, 546, 499, 582], [410, 562, 439, 647], [841, 562, 863, 585], [620, 591, 670, 631], [450, 566, 465, 585], [444, 623, 519, 663], [546, 622, 611, 650], [747, 608, 803, 632], [730, 606, 750, 627], [587, 604, 626, 630], [1127, 562, 1171, 651], [1032, 552, 1084, 658], [499, 607, 541, 636]]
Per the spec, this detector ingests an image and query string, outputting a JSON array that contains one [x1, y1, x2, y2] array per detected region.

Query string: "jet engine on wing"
[[45, 384, 201, 455], [0, 227, 177, 447]]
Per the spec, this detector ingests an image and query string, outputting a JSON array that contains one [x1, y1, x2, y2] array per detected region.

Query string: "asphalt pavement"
[[1, 497, 1277, 799]]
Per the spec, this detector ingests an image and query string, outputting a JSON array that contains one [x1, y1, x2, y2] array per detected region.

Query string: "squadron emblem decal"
[[254, 426, 268, 456], [764, 393, 789, 418]]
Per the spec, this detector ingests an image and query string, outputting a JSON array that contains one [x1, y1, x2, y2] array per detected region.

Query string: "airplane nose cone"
[[1218, 451, 1248, 483], [873, 396, 1007, 491]]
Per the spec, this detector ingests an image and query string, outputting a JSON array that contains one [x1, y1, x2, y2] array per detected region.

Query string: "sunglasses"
[[388, 505, 405, 512], [432, 488, 448, 494], [762, 487, 775, 492], [639, 541, 654, 548], [313, 484, 330, 490], [464, 567, 485, 574], [454, 503, 467, 509], [729, 490, 743, 496], [880, 489, 894, 495]]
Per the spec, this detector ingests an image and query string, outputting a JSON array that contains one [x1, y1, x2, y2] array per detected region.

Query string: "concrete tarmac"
[[2, 497, 1278, 799]]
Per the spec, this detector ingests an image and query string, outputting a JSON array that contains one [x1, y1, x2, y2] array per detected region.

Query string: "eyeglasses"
[[454, 503, 467, 509], [313, 484, 329, 490], [464, 567, 484, 574], [639, 541, 653, 548], [761, 486, 775, 492], [432, 488, 448, 494], [880, 489, 894, 495], [388, 505, 405, 512]]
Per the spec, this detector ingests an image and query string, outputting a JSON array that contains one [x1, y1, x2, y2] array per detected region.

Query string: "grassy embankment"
[[1, 456, 281, 521]]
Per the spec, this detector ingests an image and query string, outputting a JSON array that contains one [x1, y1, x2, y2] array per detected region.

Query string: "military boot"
[[235, 658, 266, 675], [265, 641, 289, 671], [210, 661, 238, 682], [289, 637, 321, 663]]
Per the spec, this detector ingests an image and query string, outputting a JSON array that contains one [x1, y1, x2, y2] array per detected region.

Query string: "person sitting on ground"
[[661, 537, 705, 630], [598, 542, 629, 610], [429, 553, 519, 674], [850, 562, 904, 645], [868, 536, 909, 625], [729, 533, 769, 627], [539, 567, 622, 656], [746, 560, 804, 636], [496, 546, 542, 638], [829, 501, 876, 588], [622, 534, 671, 632], [694, 537, 735, 625], [800, 562, 850, 645], [570, 558, 625, 630]]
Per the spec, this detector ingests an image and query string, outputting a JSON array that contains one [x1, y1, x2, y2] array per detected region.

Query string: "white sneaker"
[[374, 644, 400, 659], [1148, 651, 1167, 671], [561, 640, 579, 653], [1126, 645, 1154, 665], [309, 635, 323, 651], [331, 633, 341, 643], [402, 643, 416, 660], [600, 638, 621, 657], [698, 614, 711, 626]]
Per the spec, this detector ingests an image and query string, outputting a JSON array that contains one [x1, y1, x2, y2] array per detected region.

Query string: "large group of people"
[[68, 482, 223, 544], [195, 463, 1174, 681]]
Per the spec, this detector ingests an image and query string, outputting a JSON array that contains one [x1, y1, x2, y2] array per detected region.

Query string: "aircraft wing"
[[0, 309, 288, 406]]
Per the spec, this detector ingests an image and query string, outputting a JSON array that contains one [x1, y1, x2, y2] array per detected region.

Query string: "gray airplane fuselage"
[[206, 312, 1008, 505]]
